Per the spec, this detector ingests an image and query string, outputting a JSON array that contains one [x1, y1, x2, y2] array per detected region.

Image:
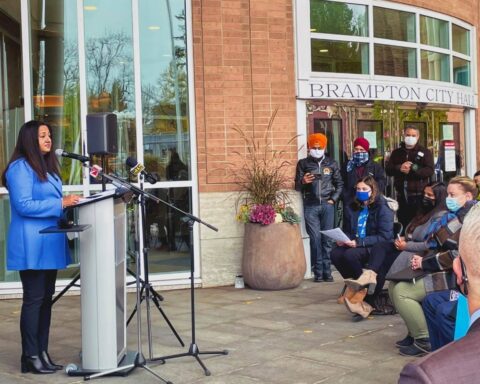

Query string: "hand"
[[410, 255, 423, 270], [62, 194, 81, 208], [394, 238, 407, 251], [400, 161, 412, 174], [302, 173, 316, 184], [344, 240, 357, 248], [327, 199, 335, 205]]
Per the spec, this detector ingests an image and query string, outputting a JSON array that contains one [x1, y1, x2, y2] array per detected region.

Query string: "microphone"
[[55, 149, 90, 163], [126, 157, 157, 184]]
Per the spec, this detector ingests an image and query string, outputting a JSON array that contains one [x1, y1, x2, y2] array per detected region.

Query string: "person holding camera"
[[386, 125, 434, 231], [295, 133, 343, 282]]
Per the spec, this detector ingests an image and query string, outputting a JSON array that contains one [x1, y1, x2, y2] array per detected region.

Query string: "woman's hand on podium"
[[62, 194, 81, 208]]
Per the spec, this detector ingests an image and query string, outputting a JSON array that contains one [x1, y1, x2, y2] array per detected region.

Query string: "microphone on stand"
[[126, 157, 157, 184], [55, 148, 90, 163]]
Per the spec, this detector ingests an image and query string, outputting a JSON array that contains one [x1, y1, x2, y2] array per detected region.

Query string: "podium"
[[43, 189, 128, 373]]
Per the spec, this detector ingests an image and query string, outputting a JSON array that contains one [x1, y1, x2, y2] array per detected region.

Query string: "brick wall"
[[192, 0, 299, 194]]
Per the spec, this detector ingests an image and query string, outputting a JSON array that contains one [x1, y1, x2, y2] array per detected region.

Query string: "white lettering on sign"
[[305, 81, 476, 108]]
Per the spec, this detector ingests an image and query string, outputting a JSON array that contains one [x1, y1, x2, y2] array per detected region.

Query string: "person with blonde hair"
[[399, 203, 480, 383]]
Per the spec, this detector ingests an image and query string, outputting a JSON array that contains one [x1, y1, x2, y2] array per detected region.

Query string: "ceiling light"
[[148, 26, 161, 31], [319, 49, 329, 53], [84, 5, 97, 11]]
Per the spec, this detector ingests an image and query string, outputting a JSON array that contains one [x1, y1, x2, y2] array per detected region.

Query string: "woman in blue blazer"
[[1, 121, 80, 374]]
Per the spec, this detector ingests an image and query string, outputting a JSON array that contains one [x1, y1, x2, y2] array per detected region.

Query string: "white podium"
[[74, 190, 127, 371]]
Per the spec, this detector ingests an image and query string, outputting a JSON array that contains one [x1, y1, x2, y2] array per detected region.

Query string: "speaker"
[[86, 113, 118, 155]]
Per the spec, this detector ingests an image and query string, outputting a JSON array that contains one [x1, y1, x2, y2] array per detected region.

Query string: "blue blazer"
[[6, 158, 71, 270]]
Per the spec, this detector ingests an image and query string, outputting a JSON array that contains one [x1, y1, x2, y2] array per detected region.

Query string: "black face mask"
[[422, 196, 435, 210]]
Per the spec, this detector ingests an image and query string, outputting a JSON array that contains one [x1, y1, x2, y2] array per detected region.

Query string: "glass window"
[[420, 15, 449, 49], [421, 50, 450, 82], [310, 0, 367, 36], [373, 7, 415, 42], [83, 0, 136, 176], [453, 57, 470, 86], [452, 24, 470, 55], [374, 44, 416, 78], [139, 0, 190, 182], [30, 0, 81, 185], [311, 40, 369, 74]]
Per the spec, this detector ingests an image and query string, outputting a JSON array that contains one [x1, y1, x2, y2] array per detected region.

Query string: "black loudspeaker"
[[86, 113, 118, 155]]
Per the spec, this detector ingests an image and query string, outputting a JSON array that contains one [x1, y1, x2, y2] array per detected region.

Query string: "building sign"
[[298, 79, 477, 108]]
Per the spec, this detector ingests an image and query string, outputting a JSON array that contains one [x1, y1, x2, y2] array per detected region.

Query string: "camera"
[[411, 151, 424, 172]]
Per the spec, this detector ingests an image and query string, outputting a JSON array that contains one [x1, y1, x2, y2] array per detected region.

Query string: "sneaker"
[[323, 275, 334, 282], [395, 335, 414, 348], [398, 338, 431, 357]]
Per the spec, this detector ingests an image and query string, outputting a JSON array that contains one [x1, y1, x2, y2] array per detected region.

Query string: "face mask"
[[353, 152, 369, 165], [422, 197, 435, 210], [446, 196, 462, 212], [310, 148, 325, 159], [356, 191, 370, 202], [404, 136, 418, 147]]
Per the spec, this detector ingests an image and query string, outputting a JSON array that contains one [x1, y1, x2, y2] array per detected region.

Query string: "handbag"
[[385, 266, 425, 282]]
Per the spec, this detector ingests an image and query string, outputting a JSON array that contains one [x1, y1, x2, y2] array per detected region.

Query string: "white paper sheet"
[[320, 228, 350, 243]]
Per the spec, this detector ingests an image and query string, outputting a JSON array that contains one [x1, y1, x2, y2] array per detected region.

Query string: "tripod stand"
[[150, 216, 228, 376], [126, 180, 184, 357]]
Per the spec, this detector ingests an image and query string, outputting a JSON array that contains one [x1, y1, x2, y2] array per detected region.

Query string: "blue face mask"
[[446, 197, 462, 212], [352, 152, 369, 165], [356, 191, 370, 202]]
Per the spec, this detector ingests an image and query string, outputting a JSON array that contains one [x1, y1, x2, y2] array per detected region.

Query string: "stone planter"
[[242, 222, 306, 290]]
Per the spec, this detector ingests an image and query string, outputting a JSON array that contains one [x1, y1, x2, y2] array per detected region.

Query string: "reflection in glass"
[[453, 57, 470, 86], [374, 44, 416, 78], [420, 16, 448, 49], [373, 7, 415, 42], [311, 40, 368, 74], [139, 0, 190, 182], [30, 1, 81, 185], [84, 0, 136, 175], [452, 24, 470, 55], [0, 2, 24, 182], [421, 50, 450, 82], [310, 0, 367, 36], [0, 195, 18, 282], [129, 187, 192, 275]]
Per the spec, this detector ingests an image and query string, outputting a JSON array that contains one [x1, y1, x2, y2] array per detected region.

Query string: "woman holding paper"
[[330, 176, 394, 319]]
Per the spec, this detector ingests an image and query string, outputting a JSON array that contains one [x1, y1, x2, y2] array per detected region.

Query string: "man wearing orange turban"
[[295, 133, 343, 282]]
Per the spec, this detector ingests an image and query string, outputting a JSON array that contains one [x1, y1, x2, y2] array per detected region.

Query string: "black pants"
[[397, 194, 423, 233], [19, 269, 57, 357], [331, 246, 370, 280], [367, 241, 400, 302]]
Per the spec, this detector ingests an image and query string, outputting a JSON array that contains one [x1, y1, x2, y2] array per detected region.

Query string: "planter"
[[242, 222, 306, 290]]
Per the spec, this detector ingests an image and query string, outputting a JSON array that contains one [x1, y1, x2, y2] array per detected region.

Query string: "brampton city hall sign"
[[299, 79, 477, 108]]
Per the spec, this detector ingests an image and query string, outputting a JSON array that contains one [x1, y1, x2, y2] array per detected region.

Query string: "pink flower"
[[249, 204, 276, 225]]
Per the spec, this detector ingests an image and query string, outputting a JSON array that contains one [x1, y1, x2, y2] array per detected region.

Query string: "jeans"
[[304, 201, 335, 278], [20, 269, 57, 356], [422, 290, 456, 350]]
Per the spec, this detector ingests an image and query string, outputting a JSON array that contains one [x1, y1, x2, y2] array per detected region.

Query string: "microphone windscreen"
[[55, 148, 64, 156], [126, 157, 137, 168]]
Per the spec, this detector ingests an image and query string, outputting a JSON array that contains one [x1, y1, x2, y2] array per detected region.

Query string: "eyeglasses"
[[459, 256, 469, 296]]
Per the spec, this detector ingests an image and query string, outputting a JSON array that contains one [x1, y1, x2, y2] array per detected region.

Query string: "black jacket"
[[295, 155, 343, 204], [341, 160, 386, 205], [343, 196, 394, 247], [385, 143, 434, 196]]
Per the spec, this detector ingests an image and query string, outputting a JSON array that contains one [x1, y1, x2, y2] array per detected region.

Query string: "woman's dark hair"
[[406, 181, 447, 235], [352, 175, 379, 209], [1, 120, 60, 188]]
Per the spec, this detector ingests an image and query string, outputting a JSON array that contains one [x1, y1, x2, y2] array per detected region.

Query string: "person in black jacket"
[[295, 133, 343, 282], [331, 176, 394, 319], [342, 137, 386, 228], [386, 125, 434, 231]]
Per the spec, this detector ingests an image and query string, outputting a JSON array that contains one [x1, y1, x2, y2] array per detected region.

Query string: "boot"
[[40, 351, 63, 371], [344, 297, 373, 318], [20, 355, 55, 374], [344, 269, 377, 294]]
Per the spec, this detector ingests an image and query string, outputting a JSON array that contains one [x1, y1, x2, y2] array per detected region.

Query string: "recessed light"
[[148, 26, 161, 30], [84, 5, 97, 11], [319, 49, 329, 53]]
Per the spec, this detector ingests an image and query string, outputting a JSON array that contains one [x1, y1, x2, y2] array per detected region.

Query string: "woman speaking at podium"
[[1, 120, 80, 374]]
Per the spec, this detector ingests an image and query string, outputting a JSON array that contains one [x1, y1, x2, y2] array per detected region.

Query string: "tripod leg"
[[52, 272, 80, 305]]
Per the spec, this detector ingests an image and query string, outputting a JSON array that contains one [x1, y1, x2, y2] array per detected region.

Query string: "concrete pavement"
[[0, 273, 415, 383]]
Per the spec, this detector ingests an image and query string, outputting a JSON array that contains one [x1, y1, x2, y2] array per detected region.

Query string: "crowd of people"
[[296, 127, 480, 381]]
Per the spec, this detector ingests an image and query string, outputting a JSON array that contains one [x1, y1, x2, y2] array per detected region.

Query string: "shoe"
[[395, 335, 414, 348], [344, 269, 377, 294], [413, 338, 431, 353], [323, 275, 334, 282], [344, 297, 373, 318], [313, 276, 323, 283], [21, 355, 55, 374], [398, 340, 431, 357], [40, 351, 63, 371]]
